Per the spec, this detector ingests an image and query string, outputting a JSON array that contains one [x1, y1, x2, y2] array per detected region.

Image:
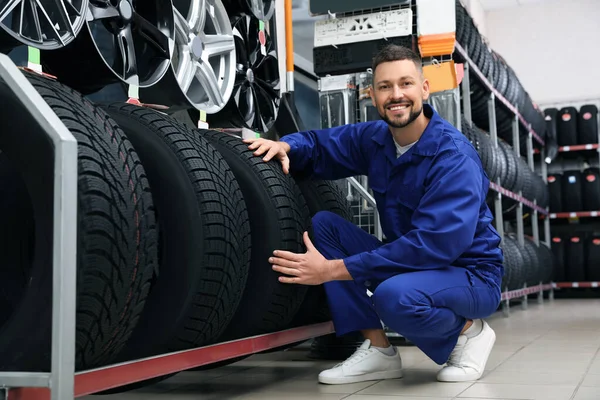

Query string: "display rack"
[[455, 35, 553, 306]]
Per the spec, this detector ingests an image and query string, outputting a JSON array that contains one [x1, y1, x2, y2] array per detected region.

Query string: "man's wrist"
[[327, 259, 353, 282], [278, 141, 291, 153]]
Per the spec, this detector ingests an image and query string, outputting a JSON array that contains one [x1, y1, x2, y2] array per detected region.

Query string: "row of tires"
[[544, 105, 599, 147], [454, 1, 546, 154], [0, 70, 335, 374], [548, 169, 600, 213], [551, 235, 600, 283], [501, 234, 554, 291], [461, 117, 549, 216]]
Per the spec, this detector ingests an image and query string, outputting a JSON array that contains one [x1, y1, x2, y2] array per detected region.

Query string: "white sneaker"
[[318, 339, 403, 385], [436, 320, 496, 382]]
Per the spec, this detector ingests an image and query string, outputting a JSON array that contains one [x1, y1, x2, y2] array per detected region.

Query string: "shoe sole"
[[437, 324, 497, 383], [319, 369, 404, 385]]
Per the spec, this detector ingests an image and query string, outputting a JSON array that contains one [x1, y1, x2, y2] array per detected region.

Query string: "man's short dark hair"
[[372, 44, 423, 75]]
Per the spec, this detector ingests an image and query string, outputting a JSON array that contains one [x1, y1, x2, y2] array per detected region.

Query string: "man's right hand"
[[243, 138, 291, 174]]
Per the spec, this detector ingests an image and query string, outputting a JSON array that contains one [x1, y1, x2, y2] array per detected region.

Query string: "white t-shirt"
[[394, 140, 418, 158]]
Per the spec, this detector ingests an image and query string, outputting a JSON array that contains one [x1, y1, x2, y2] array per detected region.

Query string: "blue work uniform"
[[280, 104, 503, 365]]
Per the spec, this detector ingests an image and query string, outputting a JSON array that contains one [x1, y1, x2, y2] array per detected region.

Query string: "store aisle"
[[96, 299, 600, 400]]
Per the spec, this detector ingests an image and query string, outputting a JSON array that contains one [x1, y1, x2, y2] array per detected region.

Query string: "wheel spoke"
[[53, 0, 75, 34], [195, 60, 224, 108], [117, 25, 139, 85], [203, 34, 234, 58], [88, 2, 118, 20], [173, 7, 190, 43], [191, 0, 205, 33], [135, 12, 172, 57], [28, 0, 42, 42], [178, 53, 195, 92], [0, 0, 21, 23], [186, 0, 202, 33]]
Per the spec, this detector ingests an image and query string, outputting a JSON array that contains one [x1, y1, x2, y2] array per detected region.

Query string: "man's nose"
[[391, 85, 404, 99]]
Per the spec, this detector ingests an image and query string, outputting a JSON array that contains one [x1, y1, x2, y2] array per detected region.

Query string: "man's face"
[[370, 60, 430, 129]]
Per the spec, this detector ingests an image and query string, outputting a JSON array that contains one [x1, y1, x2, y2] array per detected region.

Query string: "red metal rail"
[[554, 282, 600, 289], [534, 143, 599, 154], [454, 42, 544, 146], [501, 283, 554, 301], [548, 211, 600, 219], [489, 182, 548, 215], [7, 322, 335, 399]]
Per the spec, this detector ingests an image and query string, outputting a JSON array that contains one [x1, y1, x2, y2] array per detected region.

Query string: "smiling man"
[[244, 44, 503, 385]]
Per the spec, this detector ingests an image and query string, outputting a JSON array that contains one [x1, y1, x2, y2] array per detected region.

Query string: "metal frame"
[[0, 56, 79, 399], [455, 43, 553, 317]]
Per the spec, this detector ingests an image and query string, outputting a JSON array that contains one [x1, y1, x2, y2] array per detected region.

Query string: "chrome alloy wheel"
[[40, 0, 175, 93], [0, 0, 88, 50], [222, 0, 274, 21], [140, 0, 236, 114]]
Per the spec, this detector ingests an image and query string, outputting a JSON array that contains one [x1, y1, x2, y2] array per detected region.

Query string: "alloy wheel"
[[141, 0, 236, 114], [0, 0, 88, 50]]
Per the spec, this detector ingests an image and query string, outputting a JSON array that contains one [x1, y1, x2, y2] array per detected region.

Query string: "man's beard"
[[378, 101, 423, 128]]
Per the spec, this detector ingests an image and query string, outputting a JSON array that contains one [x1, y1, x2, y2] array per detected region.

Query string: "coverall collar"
[[371, 103, 442, 157]]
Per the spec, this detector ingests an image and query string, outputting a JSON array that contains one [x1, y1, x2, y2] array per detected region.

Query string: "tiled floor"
[[97, 298, 600, 400]]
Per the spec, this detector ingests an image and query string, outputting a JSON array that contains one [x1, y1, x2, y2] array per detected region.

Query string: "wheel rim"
[[229, 14, 279, 132], [0, 0, 88, 50], [245, 0, 274, 21], [86, 0, 175, 87], [170, 0, 235, 113]]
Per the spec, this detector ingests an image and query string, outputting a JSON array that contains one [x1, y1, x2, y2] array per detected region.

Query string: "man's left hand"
[[270, 232, 332, 285]]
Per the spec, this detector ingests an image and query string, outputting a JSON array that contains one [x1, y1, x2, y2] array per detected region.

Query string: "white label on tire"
[[314, 9, 413, 47]]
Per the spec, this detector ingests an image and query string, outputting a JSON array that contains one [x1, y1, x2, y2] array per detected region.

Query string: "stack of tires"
[[0, 71, 342, 385], [454, 1, 547, 155], [461, 117, 549, 215], [501, 234, 554, 292]]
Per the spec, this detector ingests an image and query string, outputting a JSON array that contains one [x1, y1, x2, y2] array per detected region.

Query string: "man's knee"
[[372, 276, 428, 325], [312, 210, 341, 236]]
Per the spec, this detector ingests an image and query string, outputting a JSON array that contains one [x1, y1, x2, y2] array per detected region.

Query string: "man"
[[244, 44, 503, 385]]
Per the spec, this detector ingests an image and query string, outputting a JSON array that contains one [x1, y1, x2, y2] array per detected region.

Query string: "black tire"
[[547, 173, 563, 212], [586, 236, 600, 281], [561, 171, 583, 212], [565, 236, 585, 281], [557, 107, 578, 146], [581, 168, 600, 211], [101, 104, 251, 359], [291, 179, 353, 327], [200, 130, 310, 339], [0, 71, 158, 371], [551, 236, 566, 282], [504, 234, 525, 290], [521, 237, 540, 286], [578, 105, 598, 145]]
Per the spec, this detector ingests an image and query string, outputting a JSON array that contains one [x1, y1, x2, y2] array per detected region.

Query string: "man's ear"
[[422, 78, 431, 101]]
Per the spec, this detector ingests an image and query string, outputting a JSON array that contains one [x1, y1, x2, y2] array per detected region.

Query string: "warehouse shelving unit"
[[454, 41, 554, 310], [536, 98, 600, 294]]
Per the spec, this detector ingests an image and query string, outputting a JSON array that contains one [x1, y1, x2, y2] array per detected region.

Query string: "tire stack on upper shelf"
[[454, 1, 550, 157], [0, 0, 281, 136], [542, 103, 600, 293], [0, 67, 340, 392]]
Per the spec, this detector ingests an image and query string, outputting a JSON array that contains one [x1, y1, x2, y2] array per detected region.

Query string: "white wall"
[[484, 0, 600, 107]]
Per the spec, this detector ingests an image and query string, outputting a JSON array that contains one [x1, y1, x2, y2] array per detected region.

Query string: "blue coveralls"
[[280, 104, 504, 365]]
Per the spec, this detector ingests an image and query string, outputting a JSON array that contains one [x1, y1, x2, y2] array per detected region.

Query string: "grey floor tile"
[[580, 374, 600, 387], [355, 370, 472, 397], [572, 386, 600, 400], [457, 383, 577, 399]]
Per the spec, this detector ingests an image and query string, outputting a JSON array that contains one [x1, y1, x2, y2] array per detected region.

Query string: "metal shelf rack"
[[455, 35, 553, 308]]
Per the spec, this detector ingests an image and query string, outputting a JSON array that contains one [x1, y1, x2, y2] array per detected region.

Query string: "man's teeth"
[[389, 105, 408, 111]]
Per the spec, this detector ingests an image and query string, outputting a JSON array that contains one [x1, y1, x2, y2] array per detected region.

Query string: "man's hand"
[[271, 232, 354, 285], [243, 137, 291, 174], [270, 232, 335, 285]]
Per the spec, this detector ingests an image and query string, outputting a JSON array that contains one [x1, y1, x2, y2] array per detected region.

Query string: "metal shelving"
[[456, 34, 552, 305]]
